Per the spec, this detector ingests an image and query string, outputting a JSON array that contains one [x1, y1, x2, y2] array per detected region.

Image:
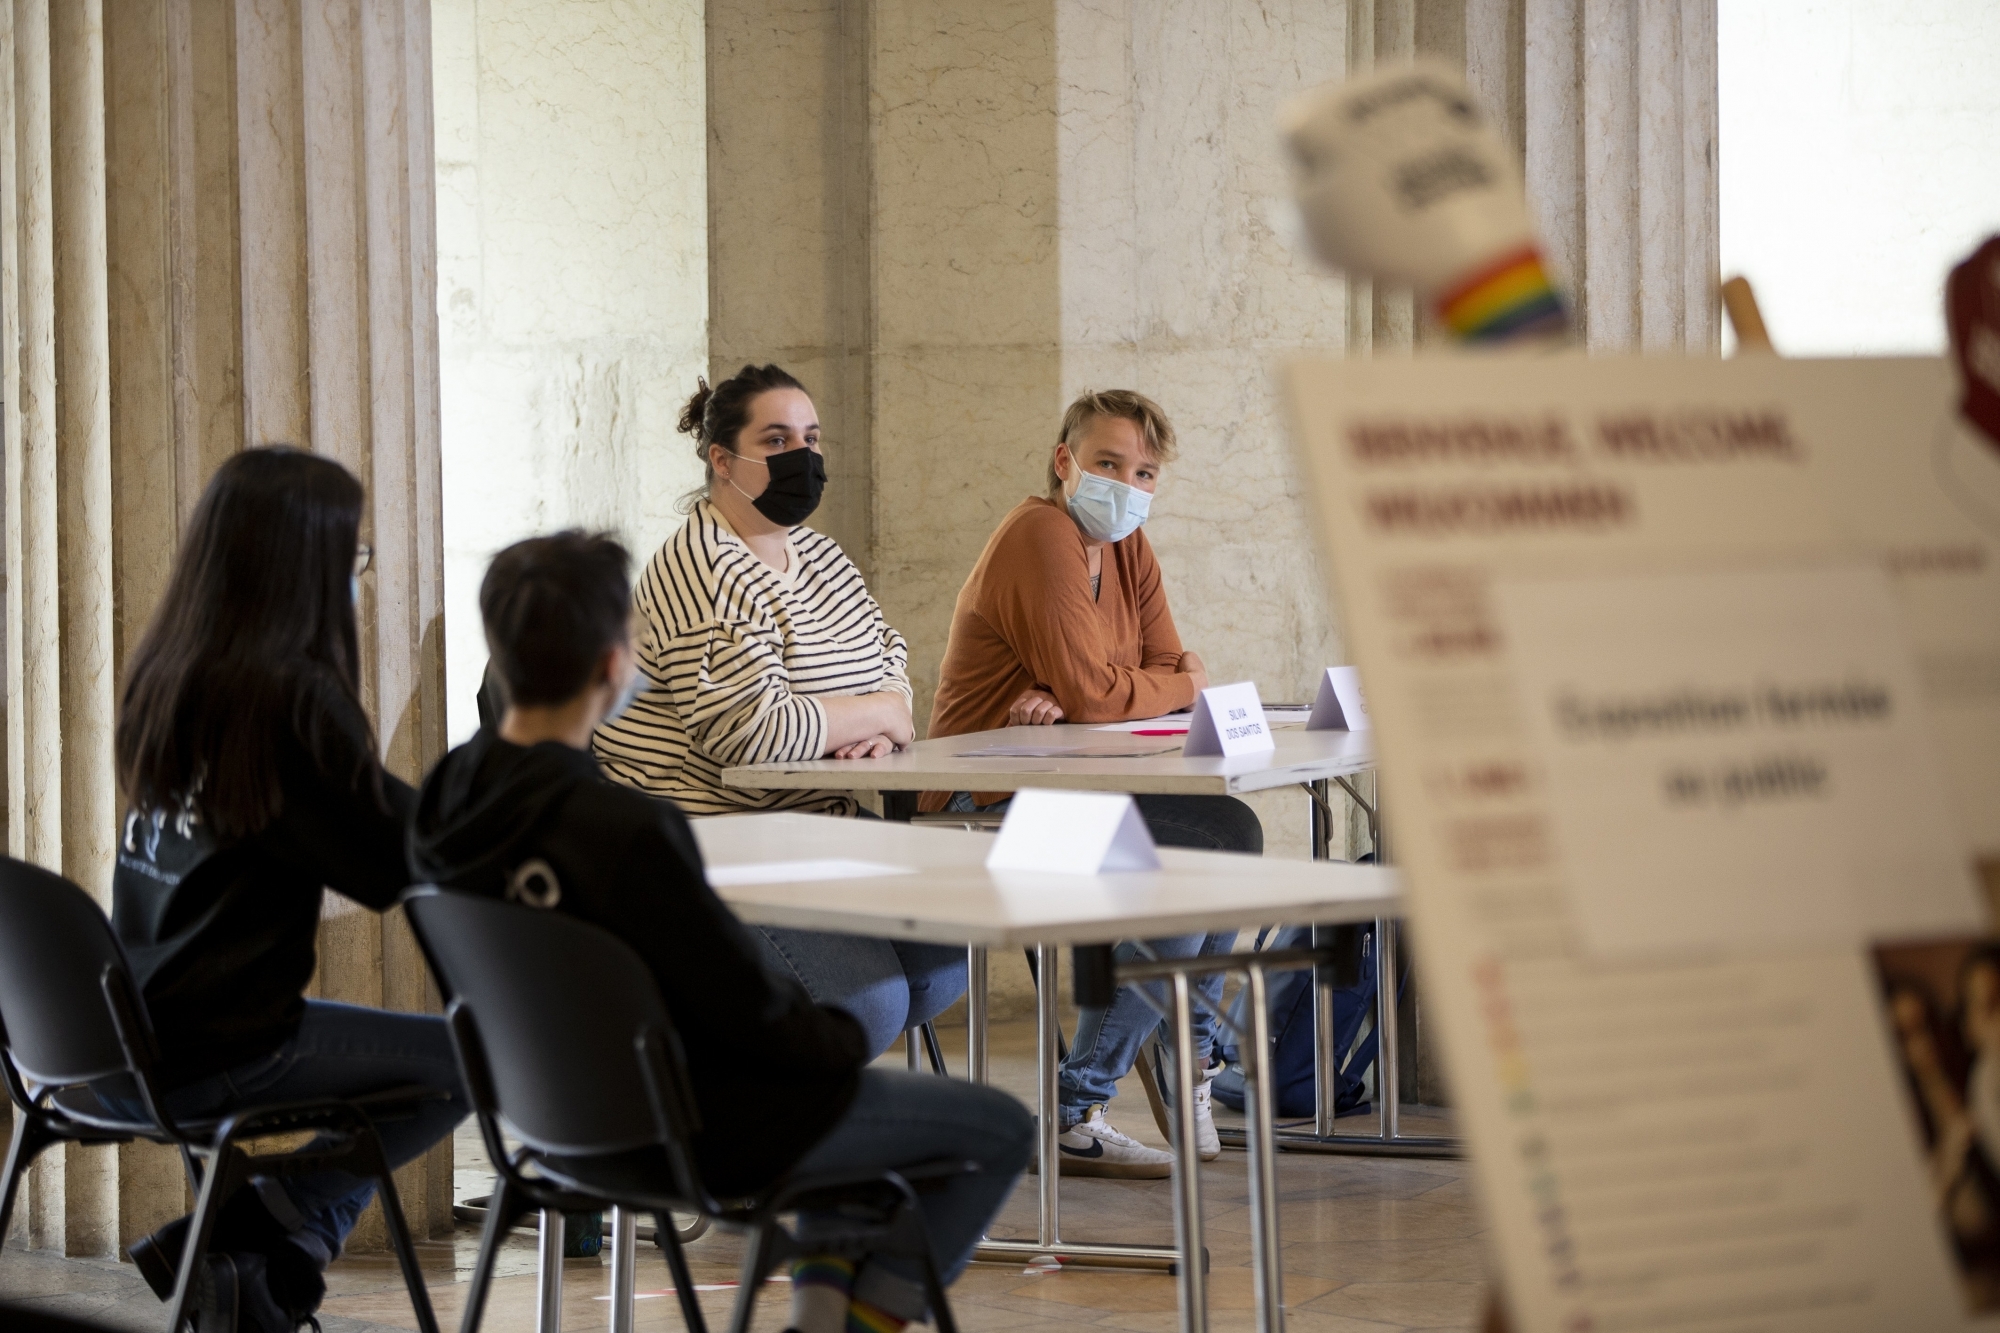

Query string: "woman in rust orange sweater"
[[924, 388, 1259, 1178]]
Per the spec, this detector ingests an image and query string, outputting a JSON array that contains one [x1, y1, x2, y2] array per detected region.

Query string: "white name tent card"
[[1181, 681, 1276, 757], [1305, 665, 1371, 731], [985, 788, 1161, 875], [1285, 353, 1998, 1332]]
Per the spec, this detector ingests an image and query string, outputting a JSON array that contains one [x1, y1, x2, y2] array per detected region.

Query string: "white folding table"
[[688, 812, 1401, 1333], [723, 723, 1453, 1159]]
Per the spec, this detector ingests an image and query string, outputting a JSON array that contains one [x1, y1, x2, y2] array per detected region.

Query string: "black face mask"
[[735, 447, 826, 526]]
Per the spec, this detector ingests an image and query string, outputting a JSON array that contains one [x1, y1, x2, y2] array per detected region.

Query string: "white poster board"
[[1286, 353, 2000, 1332]]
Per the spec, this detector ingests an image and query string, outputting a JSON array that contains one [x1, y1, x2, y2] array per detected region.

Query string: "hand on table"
[[831, 734, 898, 760], [1177, 650, 1209, 697], [1007, 689, 1065, 726]]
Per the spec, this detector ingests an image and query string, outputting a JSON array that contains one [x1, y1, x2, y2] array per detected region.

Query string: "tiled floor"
[[0, 1018, 1485, 1333]]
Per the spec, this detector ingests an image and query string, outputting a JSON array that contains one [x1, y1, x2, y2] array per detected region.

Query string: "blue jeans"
[[107, 1000, 470, 1264], [790, 1069, 1033, 1318], [944, 791, 1261, 1129], [754, 928, 969, 1059]]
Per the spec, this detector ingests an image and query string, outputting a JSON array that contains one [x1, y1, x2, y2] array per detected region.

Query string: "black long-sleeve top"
[[112, 702, 413, 1087], [406, 729, 866, 1196]]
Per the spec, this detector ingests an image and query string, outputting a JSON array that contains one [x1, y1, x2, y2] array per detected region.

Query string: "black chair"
[[402, 886, 972, 1333], [0, 857, 442, 1333]]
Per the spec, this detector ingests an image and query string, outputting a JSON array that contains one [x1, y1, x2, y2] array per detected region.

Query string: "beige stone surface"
[[1525, 0, 1718, 350], [3, 0, 451, 1256], [433, 0, 710, 740], [705, 0, 874, 567]]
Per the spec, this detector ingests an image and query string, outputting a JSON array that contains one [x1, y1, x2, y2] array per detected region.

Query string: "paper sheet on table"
[[953, 743, 1184, 758], [706, 859, 917, 887], [1285, 354, 1996, 1332], [1089, 707, 1311, 733]]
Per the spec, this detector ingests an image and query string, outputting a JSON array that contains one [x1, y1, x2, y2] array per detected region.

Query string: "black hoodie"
[[407, 729, 867, 1196]]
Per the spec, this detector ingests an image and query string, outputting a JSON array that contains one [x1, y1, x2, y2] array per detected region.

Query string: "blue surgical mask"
[[350, 576, 361, 606], [604, 662, 645, 724], [1065, 471, 1152, 543]]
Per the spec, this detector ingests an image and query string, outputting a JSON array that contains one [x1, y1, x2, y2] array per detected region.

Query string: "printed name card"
[[1305, 665, 1371, 731], [1181, 681, 1276, 757], [985, 789, 1161, 875]]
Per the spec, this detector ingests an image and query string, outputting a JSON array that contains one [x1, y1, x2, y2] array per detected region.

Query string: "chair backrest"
[[403, 887, 695, 1162], [0, 857, 142, 1087]]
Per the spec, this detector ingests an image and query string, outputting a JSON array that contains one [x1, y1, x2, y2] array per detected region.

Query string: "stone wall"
[[4, 0, 449, 1256], [433, 0, 709, 740]]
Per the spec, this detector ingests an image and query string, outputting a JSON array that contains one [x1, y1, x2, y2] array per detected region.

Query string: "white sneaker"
[[1050, 1105, 1175, 1179], [1190, 1072, 1221, 1161], [1136, 1043, 1224, 1161]]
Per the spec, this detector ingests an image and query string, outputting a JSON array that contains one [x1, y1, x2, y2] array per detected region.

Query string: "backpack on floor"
[[1213, 923, 1379, 1120]]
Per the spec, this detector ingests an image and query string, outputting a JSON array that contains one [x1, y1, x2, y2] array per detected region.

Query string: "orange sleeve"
[[982, 514, 1197, 724]]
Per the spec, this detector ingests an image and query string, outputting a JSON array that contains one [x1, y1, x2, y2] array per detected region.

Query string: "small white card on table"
[[1181, 681, 1275, 757], [985, 789, 1161, 874], [1305, 666, 1371, 731]]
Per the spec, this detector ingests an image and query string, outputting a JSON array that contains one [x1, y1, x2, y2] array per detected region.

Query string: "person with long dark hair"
[[109, 447, 467, 1332]]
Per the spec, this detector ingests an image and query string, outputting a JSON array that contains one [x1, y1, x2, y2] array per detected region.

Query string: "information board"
[[1287, 354, 2000, 1331]]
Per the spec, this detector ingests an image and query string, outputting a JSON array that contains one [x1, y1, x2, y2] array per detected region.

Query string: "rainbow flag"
[[1435, 246, 1568, 343]]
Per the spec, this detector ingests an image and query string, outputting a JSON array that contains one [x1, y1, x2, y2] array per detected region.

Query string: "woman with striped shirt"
[[594, 363, 965, 1056]]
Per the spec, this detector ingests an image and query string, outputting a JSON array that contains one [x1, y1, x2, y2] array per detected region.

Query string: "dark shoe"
[[125, 1189, 325, 1316], [127, 1216, 188, 1301], [233, 1251, 312, 1333], [196, 1254, 241, 1332]]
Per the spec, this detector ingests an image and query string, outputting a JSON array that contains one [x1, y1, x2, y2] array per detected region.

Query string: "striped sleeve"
[[663, 616, 829, 766], [591, 503, 904, 818]]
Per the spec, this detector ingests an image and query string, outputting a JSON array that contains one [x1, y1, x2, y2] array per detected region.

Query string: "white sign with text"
[[1496, 563, 1981, 958], [1181, 681, 1275, 757], [1283, 354, 1998, 1331], [984, 788, 1161, 875], [1305, 665, 1372, 731]]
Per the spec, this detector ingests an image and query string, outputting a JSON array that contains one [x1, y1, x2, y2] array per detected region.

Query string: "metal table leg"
[[537, 1208, 564, 1333], [1242, 965, 1283, 1333], [1109, 948, 1325, 1333], [1375, 916, 1400, 1141], [609, 1206, 638, 1333], [974, 943, 1184, 1269], [1036, 943, 1061, 1249], [968, 945, 988, 1085], [1217, 777, 1458, 1158], [1168, 973, 1208, 1333]]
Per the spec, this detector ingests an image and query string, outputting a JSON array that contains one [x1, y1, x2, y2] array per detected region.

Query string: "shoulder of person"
[[988, 497, 1083, 574], [1005, 495, 1072, 537], [652, 508, 772, 628], [279, 666, 379, 778]]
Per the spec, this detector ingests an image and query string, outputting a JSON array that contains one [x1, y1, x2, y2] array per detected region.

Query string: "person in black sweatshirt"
[[409, 531, 1032, 1333], [110, 448, 469, 1332]]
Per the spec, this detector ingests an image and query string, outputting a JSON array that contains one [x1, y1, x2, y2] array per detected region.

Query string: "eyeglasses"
[[354, 544, 373, 578]]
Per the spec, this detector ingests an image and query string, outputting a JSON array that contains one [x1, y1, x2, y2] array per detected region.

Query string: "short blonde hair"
[[1047, 389, 1178, 496]]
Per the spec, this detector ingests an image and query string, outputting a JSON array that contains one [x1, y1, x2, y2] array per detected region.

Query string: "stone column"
[[1526, 0, 1719, 350], [3, 0, 450, 1258], [706, 0, 872, 570], [1345, 0, 1475, 353]]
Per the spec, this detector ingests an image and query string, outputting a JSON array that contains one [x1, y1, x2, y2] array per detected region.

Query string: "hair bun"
[[677, 378, 713, 440]]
